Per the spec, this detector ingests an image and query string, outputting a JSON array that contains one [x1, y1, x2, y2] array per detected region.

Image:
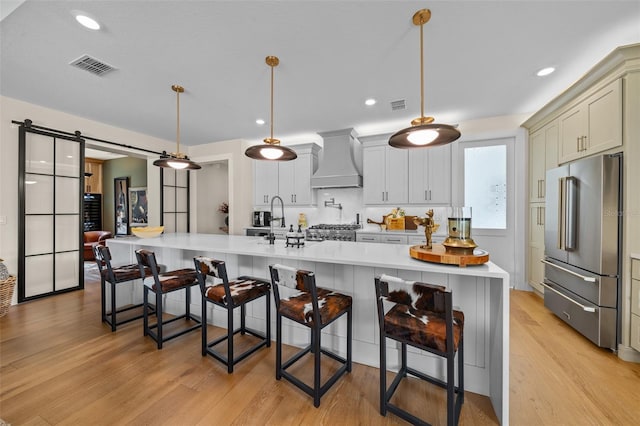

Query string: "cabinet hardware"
[[425, 190, 427, 201], [428, 189, 432, 201], [536, 206, 540, 226], [382, 191, 385, 202], [540, 282, 596, 312], [577, 137, 580, 152], [540, 207, 544, 225], [541, 259, 596, 282]]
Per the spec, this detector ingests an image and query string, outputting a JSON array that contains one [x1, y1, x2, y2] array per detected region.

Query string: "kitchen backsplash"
[[256, 187, 448, 236]]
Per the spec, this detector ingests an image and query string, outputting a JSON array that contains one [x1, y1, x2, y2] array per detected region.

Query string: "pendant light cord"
[[176, 88, 181, 154], [419, 20, 424, 120], [270, 61, 274, 141]]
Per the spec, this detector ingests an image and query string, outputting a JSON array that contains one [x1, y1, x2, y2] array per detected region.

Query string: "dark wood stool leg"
[[313, 326, 321, 408], [185, 286, 191, 318], [240, 303, 246, 335], [265, 292, 271, 347], [201, 296, 207, 356], [143, 286, 149, 336], [100, 277, 107, 323], [276, 313, 282, 380], [459, 337, 464, 404], [110, 281, 117, 332], [380, 334, 387, 415], [448, 348, 455, 426], [347, 307, 352, 372], [156, 289, 163, 350], [227, 302, 234, 374]]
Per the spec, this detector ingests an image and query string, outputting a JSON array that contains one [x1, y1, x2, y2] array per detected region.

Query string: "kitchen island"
[[107, 233, 509, 424]]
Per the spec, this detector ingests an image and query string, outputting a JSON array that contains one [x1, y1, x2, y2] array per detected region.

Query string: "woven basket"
[[0, 276, 16, 317]]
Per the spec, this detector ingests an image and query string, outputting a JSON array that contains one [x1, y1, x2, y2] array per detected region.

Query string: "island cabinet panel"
[[106, 234, 509, 425]]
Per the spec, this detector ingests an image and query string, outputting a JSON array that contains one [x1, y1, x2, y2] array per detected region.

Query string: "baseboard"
[[617, 344, 640, 363]]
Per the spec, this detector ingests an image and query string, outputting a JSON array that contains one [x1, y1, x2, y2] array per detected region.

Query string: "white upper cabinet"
[[253, 161, 278, 206], [529, 120, 558, 203], [253, 143, 320, 207], [408, 144, 451, 205], [558, 79, 622, 163], [362, 140, 408, 205]]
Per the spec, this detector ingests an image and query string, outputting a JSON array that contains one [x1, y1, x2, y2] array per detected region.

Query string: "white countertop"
[[108, 233, 508, 279]]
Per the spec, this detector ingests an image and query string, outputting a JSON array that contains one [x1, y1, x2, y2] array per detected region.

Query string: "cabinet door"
[[385, 147, 408, 205], [558, 104, 586, 163], [529, 129, 546, 202], [356, 234, 381, 243], [528, 203, 545, 293], [544, 121, 558, 170], [294, 153, 313, 205], [408, 150, 428, 203], [363, 146, 386, 204], [427, 145, 451, 204], [381, 234, 408, 244], [586, 79, 622, 156], [254, 161, 278, 206], [278, 160, 296, 205]]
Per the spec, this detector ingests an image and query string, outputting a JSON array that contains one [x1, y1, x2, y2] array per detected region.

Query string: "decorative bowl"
[[131, 226, 164, 238]]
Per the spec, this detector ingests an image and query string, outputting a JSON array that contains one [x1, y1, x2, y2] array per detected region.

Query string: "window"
[[463, 143, 507, 230]]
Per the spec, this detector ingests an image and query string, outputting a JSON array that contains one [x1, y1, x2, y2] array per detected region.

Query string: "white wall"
[[195, 161, 229, 234]]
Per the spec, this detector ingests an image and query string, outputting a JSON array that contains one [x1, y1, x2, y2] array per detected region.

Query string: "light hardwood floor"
[[1, 267, 639, 425]]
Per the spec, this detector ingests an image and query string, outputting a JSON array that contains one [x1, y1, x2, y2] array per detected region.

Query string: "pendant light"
[[389, 9, 461, 149], [245, 56, 297, 161], [153, 84, 201, 170]]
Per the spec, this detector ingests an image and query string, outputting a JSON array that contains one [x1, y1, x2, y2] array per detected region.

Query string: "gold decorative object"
[[245, 56, 297, 161], [388, 8, 461, 149], [442, 207, 477, 254], [413, 209, 440, 249], [153, 85, 201, 170], [131, 226, 165, 238]]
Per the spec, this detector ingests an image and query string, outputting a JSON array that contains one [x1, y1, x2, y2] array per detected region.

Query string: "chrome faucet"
[[268, 195, 285, 245]]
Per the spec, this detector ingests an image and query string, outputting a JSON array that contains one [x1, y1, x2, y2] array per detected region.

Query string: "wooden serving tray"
[[409, 244, 489, 267]]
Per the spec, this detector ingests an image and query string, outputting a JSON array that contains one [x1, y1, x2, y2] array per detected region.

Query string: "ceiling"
[[2, 1, 639, 148]]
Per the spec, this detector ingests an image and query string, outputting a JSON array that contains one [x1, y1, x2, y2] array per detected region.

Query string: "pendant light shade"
[[389, 9, 461, 149], [154, 84, 201, 170], [245, 56, 297, 161]]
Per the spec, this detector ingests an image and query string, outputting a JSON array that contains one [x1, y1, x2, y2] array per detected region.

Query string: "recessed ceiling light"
[[75, 14, 101, 30], [365, 98, 376, 106], [537, 67, 555, 77], [256, 119, 265, 125]]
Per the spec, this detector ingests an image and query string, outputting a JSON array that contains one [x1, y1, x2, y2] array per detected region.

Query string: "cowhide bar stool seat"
[[269, 264, 352, 407], [94, 245, 153, 332], [375, 274, 464, 426], [193, 257, 271, 373], [135, 249, 201, 349]]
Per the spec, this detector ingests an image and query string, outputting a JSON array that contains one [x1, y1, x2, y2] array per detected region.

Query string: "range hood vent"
[[311, 128, 363, 188]]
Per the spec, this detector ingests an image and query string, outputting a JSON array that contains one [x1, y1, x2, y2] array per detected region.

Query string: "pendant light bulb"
[[389, 9, 461, 149]]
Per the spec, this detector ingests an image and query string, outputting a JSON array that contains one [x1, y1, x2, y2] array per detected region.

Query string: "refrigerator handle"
[[541, 259, 596, 282], [565, 176, 578, 250], [558, 177, 565, 250]]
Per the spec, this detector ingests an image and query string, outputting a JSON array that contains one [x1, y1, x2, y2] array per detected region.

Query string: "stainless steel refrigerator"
[[543, 153, 622, 350]]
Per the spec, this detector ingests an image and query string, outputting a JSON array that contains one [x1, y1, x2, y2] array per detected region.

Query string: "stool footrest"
[[204, 326, 270, 366]]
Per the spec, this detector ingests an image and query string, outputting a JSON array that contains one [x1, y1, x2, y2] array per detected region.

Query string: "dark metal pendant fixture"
[[153, 84, 201, 170], [389, 9, 461, 149], [245, 56, 297, 161]]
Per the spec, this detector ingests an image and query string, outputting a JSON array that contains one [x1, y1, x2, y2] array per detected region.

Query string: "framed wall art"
[[114, 177, 130, 235], [129, 187, 148, 227]]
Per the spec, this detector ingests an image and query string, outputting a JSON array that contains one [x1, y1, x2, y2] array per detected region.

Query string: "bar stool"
[[375, 274, 464, 426], [135, 249, 201, 349], [193, 257, 271, 373], [269, 264, 352, 407], [94, 245, 152, 332]]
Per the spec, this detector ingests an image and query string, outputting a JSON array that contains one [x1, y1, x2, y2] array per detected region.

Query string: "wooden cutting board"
[[409, 244, 489, 267]]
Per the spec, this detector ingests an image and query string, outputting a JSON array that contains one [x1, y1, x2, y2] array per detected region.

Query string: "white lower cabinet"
[[356, 234, 381, 243], [381, 234, 407, 245]]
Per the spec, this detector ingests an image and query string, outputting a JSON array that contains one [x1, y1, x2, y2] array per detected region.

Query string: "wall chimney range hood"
[[311, 128, 363, 188]]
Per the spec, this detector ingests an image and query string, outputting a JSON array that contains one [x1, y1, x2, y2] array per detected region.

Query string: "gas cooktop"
[[306, 224, 361, 241]]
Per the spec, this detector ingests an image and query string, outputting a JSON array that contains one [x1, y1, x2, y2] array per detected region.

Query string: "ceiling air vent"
[[390, 99, 406, 111], [69, 54, 116, 76]]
